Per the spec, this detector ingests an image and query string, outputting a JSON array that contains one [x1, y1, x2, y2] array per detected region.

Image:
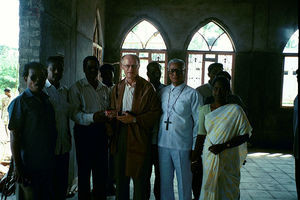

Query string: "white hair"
[[167, 58, 186, 71]]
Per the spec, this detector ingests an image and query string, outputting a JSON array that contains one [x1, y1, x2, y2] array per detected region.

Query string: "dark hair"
[[46, 56, 64, 67], [216, 71, 231, 81], [22, 62, 47, 77], [208, 63, 223, 73], [83, 56, 100, 70], [121, 54, 140, 65], [4, 88, 11, 92], [212, 76, 230, 91], [100, 64, 114, 74], [147, 61, 162, 71]]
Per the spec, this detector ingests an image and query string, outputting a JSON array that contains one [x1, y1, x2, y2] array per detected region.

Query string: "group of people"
[[7, 54, 253, 200]]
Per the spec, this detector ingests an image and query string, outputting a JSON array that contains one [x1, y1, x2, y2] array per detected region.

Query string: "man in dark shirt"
[[99, 64, 115, 89], [8, 62, 57, 200], [146, 61, 165, 200]]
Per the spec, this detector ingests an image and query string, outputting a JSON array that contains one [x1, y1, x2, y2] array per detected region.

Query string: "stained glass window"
[[187, 21, 235, 88], [121, 20, 167, 83], [122, 20, 166, 50]]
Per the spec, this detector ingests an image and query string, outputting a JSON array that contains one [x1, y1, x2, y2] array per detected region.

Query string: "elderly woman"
[[194, 76, 252, 200]]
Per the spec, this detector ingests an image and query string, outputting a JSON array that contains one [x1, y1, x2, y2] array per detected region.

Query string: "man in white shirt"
[[43, 56, 71, 200], [43, 56, 72, 200], [69, 56, 110, 200], [158, 58, 202, 200]]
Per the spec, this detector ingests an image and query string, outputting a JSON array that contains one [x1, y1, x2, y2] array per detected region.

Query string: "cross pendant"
[[164, 117, 172, 130]]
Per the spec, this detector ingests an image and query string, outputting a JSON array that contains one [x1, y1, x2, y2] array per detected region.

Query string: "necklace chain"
[[166, 85, 186, 119]]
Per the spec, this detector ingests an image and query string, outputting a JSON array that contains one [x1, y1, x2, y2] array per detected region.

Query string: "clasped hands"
[[99, 110, 135, 124]]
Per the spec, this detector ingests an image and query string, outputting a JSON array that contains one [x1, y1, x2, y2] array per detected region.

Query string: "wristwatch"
[[133, 117, 137, 123]]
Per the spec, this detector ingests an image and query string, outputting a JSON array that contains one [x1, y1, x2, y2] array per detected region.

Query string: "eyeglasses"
[[122, 64, 138, 69], [168, 69, 184, 74]]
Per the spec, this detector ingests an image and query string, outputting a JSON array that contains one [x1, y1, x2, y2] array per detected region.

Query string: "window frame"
[[280, 53, 298, 108], [186, 50, 235, 88], [93, 19, 103, 64], [186, 21, 236, 89]]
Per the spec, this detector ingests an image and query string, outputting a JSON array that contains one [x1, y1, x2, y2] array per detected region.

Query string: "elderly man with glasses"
[[108, 54, 161, 200], [158, 58, 202, 200]]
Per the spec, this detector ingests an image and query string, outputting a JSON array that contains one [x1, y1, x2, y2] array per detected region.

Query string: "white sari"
[[200, 104, 252, 200]]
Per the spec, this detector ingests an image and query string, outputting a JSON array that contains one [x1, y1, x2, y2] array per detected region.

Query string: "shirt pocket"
[[173, 99, 189, 115]]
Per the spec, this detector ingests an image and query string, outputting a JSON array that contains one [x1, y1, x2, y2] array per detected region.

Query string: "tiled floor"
[[1, 150, 298, 200], [239, 152, 297, 200]]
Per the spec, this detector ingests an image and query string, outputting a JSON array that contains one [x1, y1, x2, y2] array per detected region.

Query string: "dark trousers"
[[114, 126, 150, 200], [53, 152, 70, 200], [192, 161, 203, 200], [146, 144, 160, 200], [74, 123, 108, 200], [296, 157, 299, 198], [106, 138, 115, 191], [16, 172, 53, 200]]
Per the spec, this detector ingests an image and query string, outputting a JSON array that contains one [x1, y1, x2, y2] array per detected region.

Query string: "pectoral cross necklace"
[[164, 85, 186, 130]]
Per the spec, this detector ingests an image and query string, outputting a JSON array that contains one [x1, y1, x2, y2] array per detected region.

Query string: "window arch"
[[121, 20, 167, 83], [281, 30, 298, 107], [186, 21, 235, 89]]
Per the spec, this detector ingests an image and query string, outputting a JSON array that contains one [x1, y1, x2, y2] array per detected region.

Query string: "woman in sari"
[[194, 76, 252, 200]]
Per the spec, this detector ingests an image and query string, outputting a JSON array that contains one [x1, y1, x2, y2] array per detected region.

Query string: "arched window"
[[186, 21, 235, 89], [121, 20, 167, 83], [282, 30, 298, 107], [93, 17, 102, 63]]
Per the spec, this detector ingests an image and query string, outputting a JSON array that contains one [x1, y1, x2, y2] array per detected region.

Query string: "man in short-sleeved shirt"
[[44, 56, 72, 200], [8, 62, 57, 200]]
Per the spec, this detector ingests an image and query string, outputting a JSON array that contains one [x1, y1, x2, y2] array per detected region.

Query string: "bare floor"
[[1, 150, 298, 200]]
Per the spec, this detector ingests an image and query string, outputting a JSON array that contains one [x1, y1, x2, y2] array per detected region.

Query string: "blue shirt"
[[8, 88, 57, 173], [158, 83, 202, 150]]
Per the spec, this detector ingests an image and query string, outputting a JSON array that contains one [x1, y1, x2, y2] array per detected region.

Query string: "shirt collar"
[[24, 88, 34, 97], [45, 79, 52, 88], [170, 82, 186, 91], [102, 82, 115, 88], [82, 78, 104, 90], [24, 88, 48, 98], [125, 78, 136, 88], [157, 83, 165, 91]]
